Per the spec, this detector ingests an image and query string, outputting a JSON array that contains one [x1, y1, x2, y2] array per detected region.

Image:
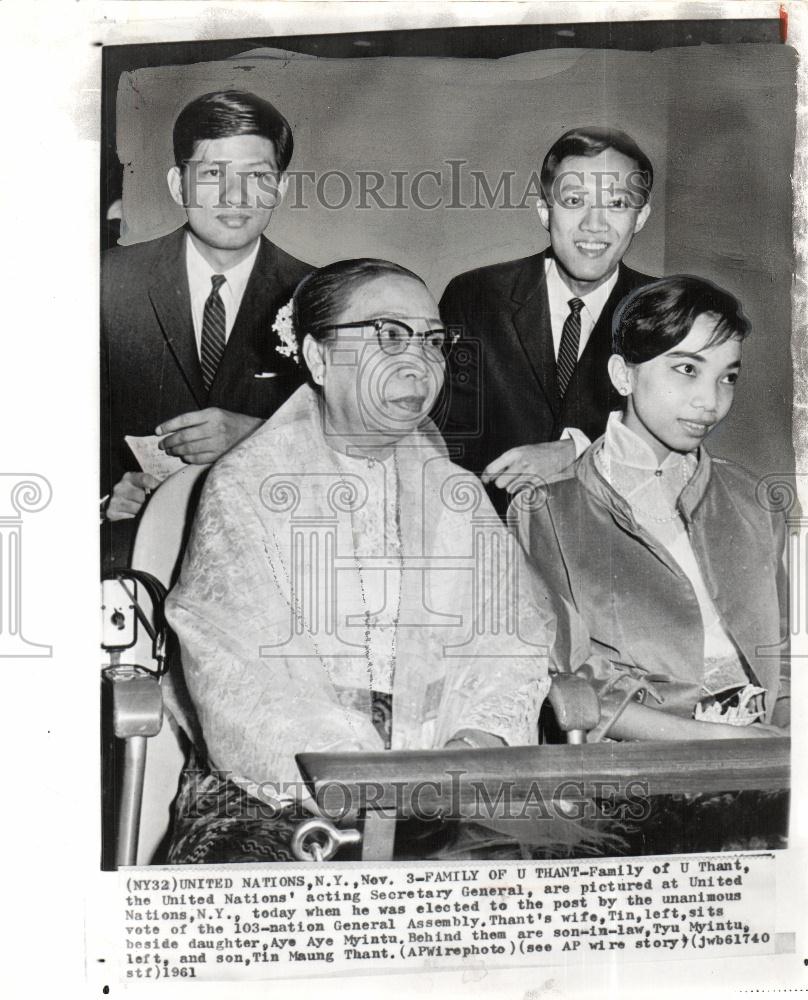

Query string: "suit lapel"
[[147, 227, 206, 406], [509, 250, 560, 416]]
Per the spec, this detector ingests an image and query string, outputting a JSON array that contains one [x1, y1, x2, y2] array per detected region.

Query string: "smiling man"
[[435, 127, 655, 516], [102, 90, 313, 567]]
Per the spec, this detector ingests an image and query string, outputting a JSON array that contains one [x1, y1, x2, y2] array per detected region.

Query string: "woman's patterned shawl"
[[166, 385, 552, 797]]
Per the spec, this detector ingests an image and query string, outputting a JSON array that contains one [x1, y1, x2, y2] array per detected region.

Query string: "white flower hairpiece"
[[272, 298, 299, 364]]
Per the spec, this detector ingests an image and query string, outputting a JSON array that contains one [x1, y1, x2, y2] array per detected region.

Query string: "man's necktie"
[[200, 273, 227, 390], [556, 296, 584, 398]]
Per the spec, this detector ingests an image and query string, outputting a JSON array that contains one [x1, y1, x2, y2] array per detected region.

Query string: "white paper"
[[125, 434, 186, 482]]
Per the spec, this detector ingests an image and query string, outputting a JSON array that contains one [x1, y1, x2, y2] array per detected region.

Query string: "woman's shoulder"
[[537, 451, 598, 507], [708, 453, 761, 489], [212, 419, 296, 480], [706, 453, 789, 530], [509, 459, 595, 540], [706, 453, 774, 511], [204, 390, 319, 500]]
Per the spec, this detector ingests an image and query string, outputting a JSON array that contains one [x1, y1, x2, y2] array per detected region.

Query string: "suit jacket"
[[101, 226, 313, 567], [434, 249, 653, 513]]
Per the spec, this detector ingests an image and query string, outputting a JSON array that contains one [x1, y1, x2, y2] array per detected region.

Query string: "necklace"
[[262, 448, 405, 745], [348, 448, 404, 699], [262, 534, 365, 747], [596, 446, 693, 524]]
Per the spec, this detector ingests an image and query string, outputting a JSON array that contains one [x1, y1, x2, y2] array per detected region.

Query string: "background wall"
[[115, 42, 796, 477]]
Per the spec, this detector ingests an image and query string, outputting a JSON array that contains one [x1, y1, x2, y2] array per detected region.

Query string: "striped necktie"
[[200, 273, 227, 390], [556, 296, 584, 398]]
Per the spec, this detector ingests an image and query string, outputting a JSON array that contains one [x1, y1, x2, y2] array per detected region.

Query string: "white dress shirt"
[[545, 256, 618, 361], [546, 258, 618, 456], [185, 234, 261, 357]]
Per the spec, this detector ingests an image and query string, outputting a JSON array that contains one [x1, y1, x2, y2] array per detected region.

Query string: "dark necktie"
[[556, 296, 584, 398], [200, 273, 227, 390]]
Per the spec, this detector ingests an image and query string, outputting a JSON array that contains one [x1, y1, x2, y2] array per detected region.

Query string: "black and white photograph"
[[3, 2, 807, 997], [100, 6, 794, 868]]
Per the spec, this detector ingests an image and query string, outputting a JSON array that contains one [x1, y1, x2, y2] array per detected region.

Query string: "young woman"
[[164, 258, 552, 863], [518, 274, 789, 742]]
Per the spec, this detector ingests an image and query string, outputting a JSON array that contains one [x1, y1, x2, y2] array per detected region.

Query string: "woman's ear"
[[302, 334, 326, 385], [607, 354, 632, 397]]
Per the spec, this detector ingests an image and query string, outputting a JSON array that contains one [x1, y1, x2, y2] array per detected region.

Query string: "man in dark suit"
[[102, 91, 313, 566], [435, 127, 655, 516]]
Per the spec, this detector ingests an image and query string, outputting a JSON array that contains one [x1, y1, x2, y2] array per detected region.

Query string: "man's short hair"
[[173, 90, 294, 173], [540, 126, 653, 205], [612, 274, 751, 364]]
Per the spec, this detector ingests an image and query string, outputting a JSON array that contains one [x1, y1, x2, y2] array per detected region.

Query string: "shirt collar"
[[602, 410, 692, 472], [579, 412, 710, 526], [185, 233, 260, 301], [545, 256, 619, 325]]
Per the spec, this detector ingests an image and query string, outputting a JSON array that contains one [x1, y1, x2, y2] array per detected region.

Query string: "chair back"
[[131, 465, 208, 587], [128, 464, 208, 863]]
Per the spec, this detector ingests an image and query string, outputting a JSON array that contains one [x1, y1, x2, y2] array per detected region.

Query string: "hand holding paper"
[[124, 434, 186, 481], [104, 435, 186, 521], [156, 407, 263, 465], [105, 470, 161, 521]]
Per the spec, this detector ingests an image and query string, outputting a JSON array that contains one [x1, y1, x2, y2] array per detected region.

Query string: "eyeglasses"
[[315, 318, 457, 359]]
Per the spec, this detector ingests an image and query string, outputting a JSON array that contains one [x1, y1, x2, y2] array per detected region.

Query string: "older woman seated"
[[165, 258, 552, 863]]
